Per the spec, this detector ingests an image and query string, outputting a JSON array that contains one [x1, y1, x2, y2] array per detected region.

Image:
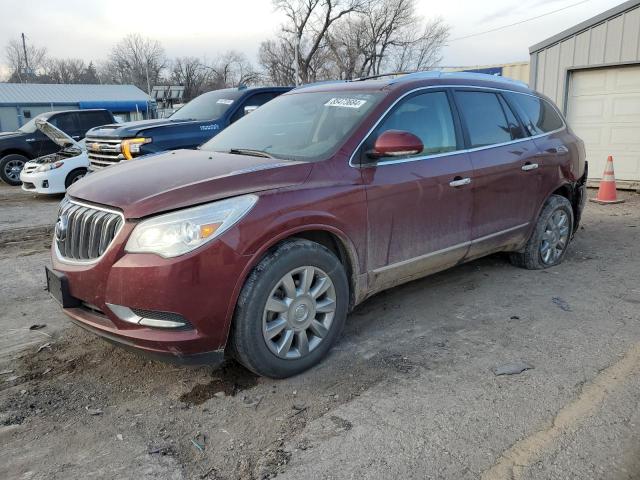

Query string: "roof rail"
[[350, 71, 414, 81], [386, 70, 527, 87], [293, 80, 348, 90]]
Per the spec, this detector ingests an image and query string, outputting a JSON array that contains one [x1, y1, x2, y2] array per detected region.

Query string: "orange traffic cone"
[[590, 155, 624, 204]]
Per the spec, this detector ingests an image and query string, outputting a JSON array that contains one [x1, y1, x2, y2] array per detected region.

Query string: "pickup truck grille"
[[86, 136, 123, 171], [55, 198, 124, 262]]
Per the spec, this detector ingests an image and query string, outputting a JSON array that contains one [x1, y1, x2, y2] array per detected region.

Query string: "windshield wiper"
[[228, 148, 274, 159]]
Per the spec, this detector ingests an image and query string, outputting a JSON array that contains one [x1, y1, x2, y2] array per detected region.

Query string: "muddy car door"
[[356, 90, 474, 293], [452, 89, 541, 259]]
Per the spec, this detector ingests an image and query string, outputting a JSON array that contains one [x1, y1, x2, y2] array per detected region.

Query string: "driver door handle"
[[522, 162, 539, 171], [449, 177, 472, 187]]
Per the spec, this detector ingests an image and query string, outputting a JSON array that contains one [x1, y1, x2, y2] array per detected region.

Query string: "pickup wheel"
[[0, 153, 28, 186], [510, 194, 574, 270], [229, 239, 348, 378], [64, 168, 87, 189]]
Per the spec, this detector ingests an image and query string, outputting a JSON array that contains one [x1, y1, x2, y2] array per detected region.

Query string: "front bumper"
[[68, 313, 224, 366], [50, 222, 253, 362], [20, 168, 66, 194]]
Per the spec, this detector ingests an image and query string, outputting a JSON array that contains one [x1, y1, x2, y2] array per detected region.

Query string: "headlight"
[[125, 195, 258, 258], [35, 161, 64, 172], [121, 137, 152, 160]]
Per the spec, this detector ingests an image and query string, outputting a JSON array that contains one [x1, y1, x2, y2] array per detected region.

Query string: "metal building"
[[442, 62, 530, 84], [0, 84, 156, 132], [529, 0, 640, 188]]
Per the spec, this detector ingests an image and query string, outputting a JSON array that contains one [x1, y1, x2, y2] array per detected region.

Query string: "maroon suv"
[[46, 72, 587, 378]]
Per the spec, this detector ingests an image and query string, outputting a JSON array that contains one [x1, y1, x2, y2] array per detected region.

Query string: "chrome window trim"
[[371, 222, 529, 275], [348, 85, 567, 168], [54, 199, 125, 266]]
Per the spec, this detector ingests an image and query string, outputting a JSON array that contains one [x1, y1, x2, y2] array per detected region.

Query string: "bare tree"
[[259, 38, 297, 85], [328, 0, 449, 79], [4, 38, 47, 82], [106, 34, 167, 92], [171, 56, 210, 101], [264, 0, 365, 84], [209, 51, 261, 88], [390, 18, 449, 72], [260, 0, 448, 84], [43, 58, 89, 84]]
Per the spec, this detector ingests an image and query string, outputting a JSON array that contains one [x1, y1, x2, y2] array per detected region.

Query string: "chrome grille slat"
[[86, 136, 123, 171], [87, 211, 108, 258], [99, 215, 118, 255], [55, 199, 123, 263]]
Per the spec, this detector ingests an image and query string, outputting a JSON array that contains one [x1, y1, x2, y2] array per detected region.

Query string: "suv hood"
[[89, 118, 215, 138], [35, 118, 82, 149], [68, 149, 312, 218]]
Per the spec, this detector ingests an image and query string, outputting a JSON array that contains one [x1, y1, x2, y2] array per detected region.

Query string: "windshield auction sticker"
[[216, 99, 234, 105], [324, 98, 367, 109]]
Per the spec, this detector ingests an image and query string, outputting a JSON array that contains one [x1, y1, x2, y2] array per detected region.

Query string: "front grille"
[[86, 136, 123, 171], [23, 164, 38, 174], [55, 198, 124, 261]]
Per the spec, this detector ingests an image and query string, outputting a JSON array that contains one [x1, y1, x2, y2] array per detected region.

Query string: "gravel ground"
[[0, 190, 639, 480], [0, 184, 61, 242]]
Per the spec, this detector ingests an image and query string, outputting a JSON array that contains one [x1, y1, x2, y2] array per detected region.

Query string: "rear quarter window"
[[506, 93, 564, 135]]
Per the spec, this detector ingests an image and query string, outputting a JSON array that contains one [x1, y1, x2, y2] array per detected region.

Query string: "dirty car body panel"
[[47, 72, 586, 368]]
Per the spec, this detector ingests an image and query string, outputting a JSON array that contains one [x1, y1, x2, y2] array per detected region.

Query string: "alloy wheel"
[[4, 159, 24, 182], [262, 266, 336, 359], [540, 209, 570, 265]]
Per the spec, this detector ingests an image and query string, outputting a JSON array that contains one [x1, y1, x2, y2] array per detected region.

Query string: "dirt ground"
[[1, 190, 639, 480]]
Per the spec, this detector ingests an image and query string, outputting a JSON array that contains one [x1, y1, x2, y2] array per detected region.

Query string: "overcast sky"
[[0, 0, 626, 77]]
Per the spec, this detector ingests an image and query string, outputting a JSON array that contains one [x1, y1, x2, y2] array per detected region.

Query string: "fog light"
[[42, 180, 49, 188]]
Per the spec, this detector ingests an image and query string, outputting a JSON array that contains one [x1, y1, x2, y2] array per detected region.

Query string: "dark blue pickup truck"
[[85, 86, 291, 170]]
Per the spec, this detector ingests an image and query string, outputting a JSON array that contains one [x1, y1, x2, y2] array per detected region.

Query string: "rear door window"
[[230, 92, 278, 123], [368, 91, 458, 160], [50, 112, 79, 135], [455, 91, 514, 148], [78, 111, 112, 133], [505, 93, 564, 135]]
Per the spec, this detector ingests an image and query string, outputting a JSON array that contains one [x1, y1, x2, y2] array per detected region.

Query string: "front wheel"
[[230, 239, 349, 378], [509, 194, 574, 270], [64, 168, 87, 189], [0, 154, 28, 186]]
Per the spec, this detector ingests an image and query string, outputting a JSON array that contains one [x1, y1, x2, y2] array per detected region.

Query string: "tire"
[[230, 238, 349, 378], [64, 168, 87, 189], [0, 153, 28, 186], [509, 194, 574, 270]]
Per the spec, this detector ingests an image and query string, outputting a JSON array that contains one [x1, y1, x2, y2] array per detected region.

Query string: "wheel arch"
[[0, 149, 32, 160], [65, 167, 88, 187], [221, 225, 362, 350]]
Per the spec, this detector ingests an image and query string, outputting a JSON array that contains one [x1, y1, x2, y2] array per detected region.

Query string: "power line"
[[449, 0, 592, 42]]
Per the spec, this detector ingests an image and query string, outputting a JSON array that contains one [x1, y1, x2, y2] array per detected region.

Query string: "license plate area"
[[45, 267, 81, 308]]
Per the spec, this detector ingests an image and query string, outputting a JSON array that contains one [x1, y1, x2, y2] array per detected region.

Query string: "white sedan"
[[20, 119, 89, 194]]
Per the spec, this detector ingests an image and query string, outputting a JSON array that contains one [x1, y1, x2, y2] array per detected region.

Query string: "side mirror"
[[244, 105, 258, 116], [368, 130, 423, 159]]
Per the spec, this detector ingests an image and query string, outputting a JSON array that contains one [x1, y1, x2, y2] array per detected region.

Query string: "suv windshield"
[[201, 91, 383, 161], [18, 113, 52, 133], [169, 89, 244, 121]]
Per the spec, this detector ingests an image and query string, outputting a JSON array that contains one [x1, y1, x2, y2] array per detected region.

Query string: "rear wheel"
[[0, 154, 28, 186], [64, 168, 87, 189], [230, 239, 348, 378], [509, 194, 574, 270]]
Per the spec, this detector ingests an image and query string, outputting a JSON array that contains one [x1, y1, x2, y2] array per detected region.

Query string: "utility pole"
[[294, 35, 300, 86], [21, 33, 30, 82]]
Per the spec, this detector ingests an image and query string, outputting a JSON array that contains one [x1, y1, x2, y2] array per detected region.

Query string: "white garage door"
[[567, 65, 640, 187]]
